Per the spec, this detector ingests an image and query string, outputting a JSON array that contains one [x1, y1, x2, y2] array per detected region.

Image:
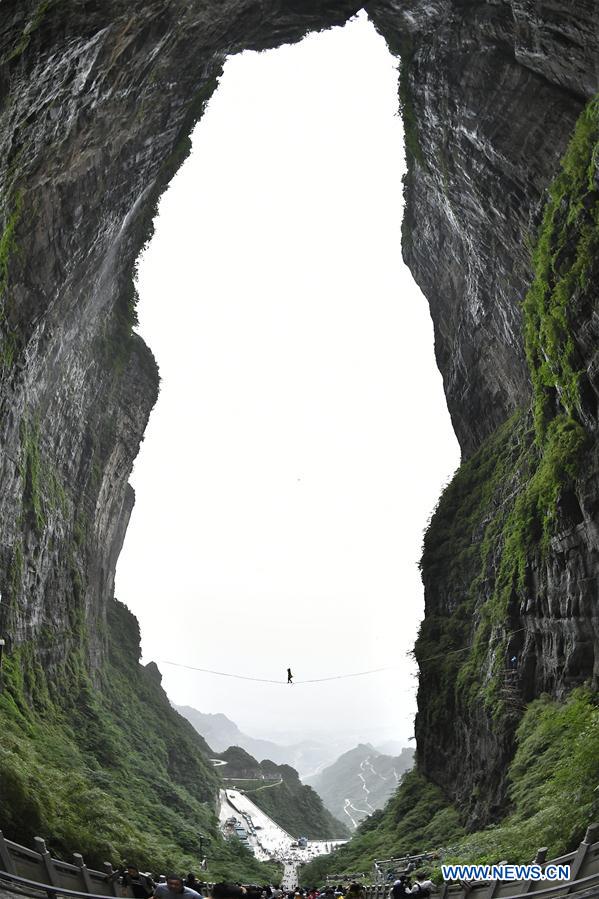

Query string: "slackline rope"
[[157, 660, 390, 684], [157, 628, 528, 684]]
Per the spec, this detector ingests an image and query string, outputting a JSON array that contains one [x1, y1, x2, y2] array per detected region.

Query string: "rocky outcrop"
[[1, 0, 599, 848]]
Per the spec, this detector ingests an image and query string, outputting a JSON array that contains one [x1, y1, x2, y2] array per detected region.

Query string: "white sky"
[[115, 12, 460, 750]]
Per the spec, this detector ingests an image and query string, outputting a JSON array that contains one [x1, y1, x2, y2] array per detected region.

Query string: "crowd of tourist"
[[113, 868, 434, 899]]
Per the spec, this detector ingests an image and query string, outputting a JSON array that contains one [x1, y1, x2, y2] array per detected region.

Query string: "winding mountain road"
[[247, 777, 284, 793], [358, 759, 375, 812], [342, 798, 369, 829]]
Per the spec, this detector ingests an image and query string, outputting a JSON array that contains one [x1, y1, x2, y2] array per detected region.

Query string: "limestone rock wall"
[[372, 0, 599, 823], [0, 0, 361, 673]]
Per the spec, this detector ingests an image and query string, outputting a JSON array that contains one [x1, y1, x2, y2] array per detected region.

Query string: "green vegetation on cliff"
[[302, 93, 599, 884], [417, 410, 534, 725], [524, 94, 599, 436], [446, 687, 599, 864], [300, 768, 464, 884], [0, 192, 21, 301], [417, 406, 586, 725], [418, 93, 598, 728], [0, 190, 23, 368], [301, 689, 599, 883], [0, 599, 279, 882], [6, 0, 58, 63]]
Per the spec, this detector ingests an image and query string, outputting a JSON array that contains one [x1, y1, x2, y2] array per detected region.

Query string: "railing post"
[[73, 852, 93, 894], [481, 859, 508, 899], [516, 847, 548, 895], [0, 831, 16, 875], [34, 838, 60, 887], [481, 880, 498, 899], [104, 862, 120, 898], [567, 823, 599, 889]]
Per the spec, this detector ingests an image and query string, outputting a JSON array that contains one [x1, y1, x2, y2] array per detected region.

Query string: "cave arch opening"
[[115, 11, 459, 757]]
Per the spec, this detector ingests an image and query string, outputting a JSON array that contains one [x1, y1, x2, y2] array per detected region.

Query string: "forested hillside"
[[215, 747, 350, 840], [1, 598, 279, 882]]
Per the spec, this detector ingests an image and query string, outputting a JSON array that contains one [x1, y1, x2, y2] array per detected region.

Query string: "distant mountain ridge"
[[175, 706, 350, 839], [305, 743, 415, 830], [375, 740, 407, 756], [175, 705, 344, 776], [175, 704, 409, 836]]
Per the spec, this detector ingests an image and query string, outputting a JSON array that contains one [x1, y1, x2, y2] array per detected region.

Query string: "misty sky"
[[115, 12, 460, 751]]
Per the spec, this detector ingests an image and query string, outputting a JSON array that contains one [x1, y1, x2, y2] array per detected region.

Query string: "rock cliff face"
[[385, 0, 599, 825], [1, 0, 599, 848], [0, 0, 364, 675], [381, 0, 595, 455]]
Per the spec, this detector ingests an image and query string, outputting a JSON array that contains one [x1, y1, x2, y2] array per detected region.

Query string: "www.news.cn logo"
[[441, 864, 571, 882]]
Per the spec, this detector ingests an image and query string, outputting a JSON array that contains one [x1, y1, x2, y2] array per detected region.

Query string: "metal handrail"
[[0, 869, 113, 899]]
